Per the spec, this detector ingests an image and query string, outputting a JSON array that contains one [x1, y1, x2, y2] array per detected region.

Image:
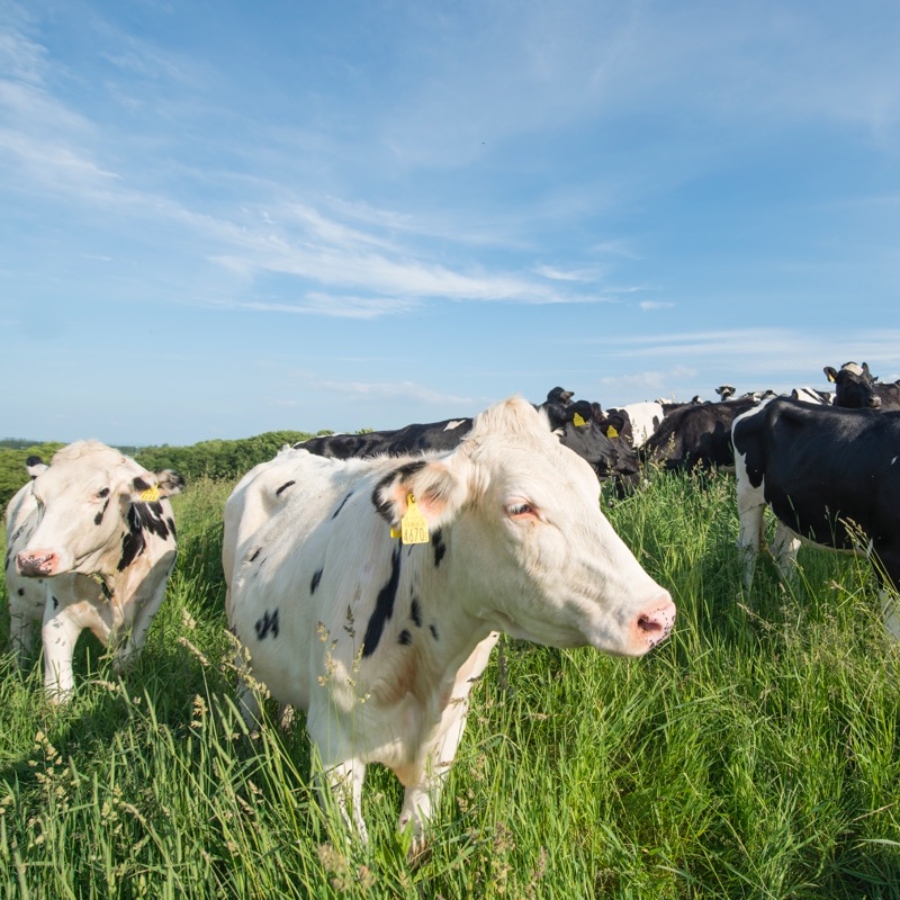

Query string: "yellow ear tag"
[[140, 486, 160, 502], [400, 494, 430, 545], [573, 413, 587, 427], [606, 425, 619, 439]]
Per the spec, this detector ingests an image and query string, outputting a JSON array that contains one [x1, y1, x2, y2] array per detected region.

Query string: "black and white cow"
[[790, 387, 832, 405], [825, 361, 900, 411], [223, 396, 675, 845], [540, 386, 575, 430], [297, 406, 641, 493], [5, 441, 184, 702], [732, 399, 900, 631], [604, 402, 665, 449], [641, 398, 758, 473]]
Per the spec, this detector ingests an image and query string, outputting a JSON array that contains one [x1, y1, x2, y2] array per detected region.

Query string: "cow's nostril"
[[638, 614, 663, 634]]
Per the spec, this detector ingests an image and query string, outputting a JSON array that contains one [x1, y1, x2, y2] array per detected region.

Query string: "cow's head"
[[373, 396, 674, 656], [824, 361, 881, 409], [16, 440, 184, 579]]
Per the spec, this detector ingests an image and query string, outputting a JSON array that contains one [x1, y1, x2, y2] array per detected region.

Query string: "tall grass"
[[1, 471, 898, 898]]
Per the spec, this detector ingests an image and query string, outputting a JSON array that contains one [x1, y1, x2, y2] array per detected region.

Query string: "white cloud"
[[312, 379, 474, 407], [639, 300, 675, 310]]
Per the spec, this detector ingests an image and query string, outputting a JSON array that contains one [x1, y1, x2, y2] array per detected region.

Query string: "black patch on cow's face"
[[255, 609, 280, 640], [371, 461, 428, 524], [431, 529, 446, 567], [276, 480, 296, 497], [429, 623, 439, 641], [398, 629, 412, 646], [249, 548, 262, 562], [362, 543, 402, 657], [311, 567, 323, 594], [94, 496, 110, 526], [331, 491, 353, 520], [17, 588, 25, 596], [52, 596, 59, 610], [410, 597, 422, 627]]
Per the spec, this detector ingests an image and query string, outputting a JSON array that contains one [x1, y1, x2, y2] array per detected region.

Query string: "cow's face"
[[825, 362, 881, 409], [374, 397, 675, 656], [16, 441, 183, 579]]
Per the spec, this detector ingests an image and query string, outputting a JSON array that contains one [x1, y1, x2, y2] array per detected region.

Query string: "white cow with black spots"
[[224, 396, 675, 847], [5, 441, 184, 702]]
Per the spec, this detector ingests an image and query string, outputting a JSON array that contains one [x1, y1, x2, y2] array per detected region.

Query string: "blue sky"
[[2, 0, 899, 446]]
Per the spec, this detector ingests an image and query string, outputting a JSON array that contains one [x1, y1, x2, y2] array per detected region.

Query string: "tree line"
[[0, 430, 328, 509]]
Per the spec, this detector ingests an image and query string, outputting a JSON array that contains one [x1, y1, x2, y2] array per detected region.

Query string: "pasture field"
[[1, 470, 899, 899]]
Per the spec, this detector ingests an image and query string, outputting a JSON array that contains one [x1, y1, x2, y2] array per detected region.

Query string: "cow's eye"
[[506, 501, 536, 518], [94, 488, 111, 501]]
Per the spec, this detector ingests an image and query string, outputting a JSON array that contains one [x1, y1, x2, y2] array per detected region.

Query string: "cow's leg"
[[8, 581, 45, 667], [398, 633, 499, 850], [305, 702, 369, 840], [771, 521, 802, 583], [320, 758, 368, 843], [735, 481, 766, 589], [234, 654, 263, 726], [879, 591, 900, 643], [41, 604, 83, 703], [877, 550, 900, 644], [112, 575, 170, 673]]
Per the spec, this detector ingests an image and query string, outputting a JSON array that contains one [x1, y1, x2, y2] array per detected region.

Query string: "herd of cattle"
[[4, 359, 899, 845]]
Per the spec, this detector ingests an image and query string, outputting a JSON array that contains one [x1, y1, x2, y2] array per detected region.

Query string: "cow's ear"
[[25, 456, 48, 479], [601, 413, 627, 435], [130, 470, 184, 502], [155, 469, 186, 496], [374, 459, 468, 533], [824, 366, 838, 382]]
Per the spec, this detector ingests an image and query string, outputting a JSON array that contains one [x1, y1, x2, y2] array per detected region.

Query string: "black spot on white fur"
[[255, 609, 280, 640]]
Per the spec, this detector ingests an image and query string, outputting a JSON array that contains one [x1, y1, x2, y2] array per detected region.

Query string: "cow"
[[641, 398, 758, 473], [540, 386, 575, 430], [604, 402, 665, 449], [732, 398, 900, 636], [4, 441, 184, 702], [716, 385, 778, 404], [223, 396, 675, 847], [790, 387, 832, 405], [297, 404, 641, 494], [825, 361, 900, 411]]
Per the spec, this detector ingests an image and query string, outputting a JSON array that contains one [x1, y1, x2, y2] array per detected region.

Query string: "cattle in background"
[[658, 395, 706, 415], [223, 396, 675, 846], [790, 387, 832, 405], [295, 431, 393, 460], [641, 398, 758, 473], [540, 386, 575, 430], [716, 385, 778, 404], [5, 441, 184, 702], [297, 397, 640, 494], [604, 402, 665, 449], [825, 361, 900, 411], [732, 399, 900, 635]]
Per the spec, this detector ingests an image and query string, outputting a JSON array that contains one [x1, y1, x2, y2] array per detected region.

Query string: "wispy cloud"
[[639, 300, 675, 311], [311, 379, 474, 407], [215, 293, 421, 319]]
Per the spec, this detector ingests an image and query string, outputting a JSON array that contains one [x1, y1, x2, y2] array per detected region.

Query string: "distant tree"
[[0, 443, 65, 509], [0, 431, 320, 511], [134, 430, 315, 483]]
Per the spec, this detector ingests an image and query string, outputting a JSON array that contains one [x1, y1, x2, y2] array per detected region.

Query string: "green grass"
[[2, 471, 899, 898]]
